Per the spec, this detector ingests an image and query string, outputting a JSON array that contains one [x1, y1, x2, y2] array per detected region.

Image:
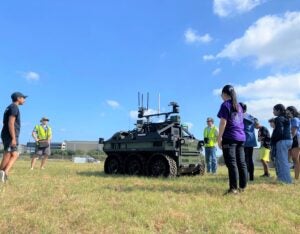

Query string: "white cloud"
[[216, 12, 300, 68], [106, 100, 120, 109], [185, 28, 212, 44], [213, 72, 300, 120], [203, 54, 215, 61], [212, 68, 222, 76], [23, 71, 40, 81], [213, 0, 265, 17]]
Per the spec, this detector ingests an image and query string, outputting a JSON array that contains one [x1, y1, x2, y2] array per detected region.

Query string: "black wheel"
[[148, 154, 177, 177], [193, 162, 205, 176], [199, 161, 205, 176], [125, 156, 143, 175], [104, 155, 121, 174]]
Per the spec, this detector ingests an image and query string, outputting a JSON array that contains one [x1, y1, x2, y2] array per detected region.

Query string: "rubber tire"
[[148, 154, 177, 177], [199, 161, 205, 176], [125, 156, 143, 176], [104, 155, 121, 174]]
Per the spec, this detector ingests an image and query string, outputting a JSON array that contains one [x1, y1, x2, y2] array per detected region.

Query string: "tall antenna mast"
[[138, 92, 140, 107], [158, 93, 161, 115], [147, 92, 149, 110]]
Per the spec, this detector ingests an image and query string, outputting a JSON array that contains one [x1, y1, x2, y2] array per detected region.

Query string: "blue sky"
[[1, 0, 300, 144]]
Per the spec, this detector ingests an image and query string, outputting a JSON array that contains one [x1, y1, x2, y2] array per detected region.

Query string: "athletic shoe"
[[238, 188, 245, 193], [41, 167, 45, 170], [0, 170, 5, 183], [260, 173, 270, 177], [223, 189, 238, 195]]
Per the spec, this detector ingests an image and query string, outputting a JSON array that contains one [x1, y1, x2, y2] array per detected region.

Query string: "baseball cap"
[[11, 92, 28, 101], [40, 117, 50, 122], [207, 117, 214, 123]]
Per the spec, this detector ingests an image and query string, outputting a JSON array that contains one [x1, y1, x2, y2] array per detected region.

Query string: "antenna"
[[147, 92, 149, 110], [158, 93, 161, 114], [138, 92, 140, 107]]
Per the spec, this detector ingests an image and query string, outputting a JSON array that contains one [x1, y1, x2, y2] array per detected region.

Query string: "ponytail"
[[222, 85, 239, 112]]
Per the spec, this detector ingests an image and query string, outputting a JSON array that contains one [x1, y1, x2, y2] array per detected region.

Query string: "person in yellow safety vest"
[[203, 117, 219, 174], [30, 117, 52, 170]]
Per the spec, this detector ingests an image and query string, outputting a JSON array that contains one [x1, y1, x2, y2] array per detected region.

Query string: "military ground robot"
[[100, 96, 205, 177]]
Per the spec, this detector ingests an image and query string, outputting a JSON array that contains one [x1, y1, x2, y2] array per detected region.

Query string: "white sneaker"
[[30, 168, 33, 170], [41, 167, 45, 170], [0, 170, 5, 183]]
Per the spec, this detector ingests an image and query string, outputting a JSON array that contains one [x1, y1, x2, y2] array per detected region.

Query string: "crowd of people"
[[205, 84, 300, 195], [1, 89, 300, 195]]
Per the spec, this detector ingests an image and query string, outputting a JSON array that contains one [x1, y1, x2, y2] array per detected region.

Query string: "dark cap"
[[11, 92, 28, 101], [40, 117, 50, 122]]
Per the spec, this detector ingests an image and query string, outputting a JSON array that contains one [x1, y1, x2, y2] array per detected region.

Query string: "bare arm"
[[8, 116, 17, 146], [218, 118, 227, 149], [32, 130, 39, 142]]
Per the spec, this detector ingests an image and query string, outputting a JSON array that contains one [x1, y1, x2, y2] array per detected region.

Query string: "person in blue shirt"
[[240, 103, 257, 181], [286, 106, 300, 180]]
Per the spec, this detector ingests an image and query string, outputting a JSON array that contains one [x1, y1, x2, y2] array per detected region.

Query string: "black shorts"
[[292, 136, 299, 148], [1, 136, 19, 152]]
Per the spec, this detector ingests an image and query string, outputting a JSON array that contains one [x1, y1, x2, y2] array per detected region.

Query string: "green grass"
[[0, 160, 299, 233]]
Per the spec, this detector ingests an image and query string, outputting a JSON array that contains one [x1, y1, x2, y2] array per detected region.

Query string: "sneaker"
[[260, 173, 270, 177], [223, 189, 238, 195], [0, 170, 5, 183], [238, 188, 245, 193], [41, 167, 45, 170], [30, 167, 33, 170]]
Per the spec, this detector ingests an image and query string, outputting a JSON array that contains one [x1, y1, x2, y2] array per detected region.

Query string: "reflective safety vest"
[[204, 126, 218, 147], [34, 124, 52, 140]]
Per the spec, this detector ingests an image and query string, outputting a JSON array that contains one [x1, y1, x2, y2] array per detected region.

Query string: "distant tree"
[[66, 150, 75, 156], [75, 149, 85, 155]]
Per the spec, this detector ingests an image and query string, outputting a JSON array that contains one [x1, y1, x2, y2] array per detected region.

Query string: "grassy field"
[[0, 160, 299, 234]]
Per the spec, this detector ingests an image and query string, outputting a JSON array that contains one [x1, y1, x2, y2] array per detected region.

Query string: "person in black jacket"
[[271, 104, 292, 184]]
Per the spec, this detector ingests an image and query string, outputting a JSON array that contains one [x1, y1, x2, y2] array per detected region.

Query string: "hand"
[[11, 138, 17, 147], [218, 137, 222, 150]]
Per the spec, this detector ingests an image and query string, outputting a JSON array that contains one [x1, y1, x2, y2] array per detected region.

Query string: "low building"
[[0, 142, 26, 154], [26, 142, 66, 154], [65, 141, 103, 152]]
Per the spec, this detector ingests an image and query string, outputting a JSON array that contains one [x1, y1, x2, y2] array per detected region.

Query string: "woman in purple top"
[[217, 85, 247, 195]]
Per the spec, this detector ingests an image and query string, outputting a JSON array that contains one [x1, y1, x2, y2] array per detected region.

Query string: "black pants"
[[222, 139, 247, 190], [244, 147, 254, 181]]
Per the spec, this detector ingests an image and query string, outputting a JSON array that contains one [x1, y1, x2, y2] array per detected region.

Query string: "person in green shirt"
[[203, 117, 219, 174], [30, 117, 52, 170]]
